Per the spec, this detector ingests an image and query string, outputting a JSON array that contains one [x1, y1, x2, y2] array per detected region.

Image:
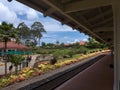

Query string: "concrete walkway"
[[0, 54, 39, 75], [55, 54, 114, 90]]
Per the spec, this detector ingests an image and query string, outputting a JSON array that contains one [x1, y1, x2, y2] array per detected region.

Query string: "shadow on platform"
[[55, 53, 114, 90]]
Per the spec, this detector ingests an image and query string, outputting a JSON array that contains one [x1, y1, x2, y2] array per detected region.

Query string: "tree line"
[[0, 21, 46, 75], [0, 21, 46, 47]]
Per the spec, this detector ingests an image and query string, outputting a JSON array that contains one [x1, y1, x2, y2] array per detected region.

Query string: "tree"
[[41, 42, 46, 47], [17, 21, 46, 47], [25, 39, 31, 46], [87, 37, 108, 49], [17, 22, 30, 44], [9, 55, 25, 74], [74, 42, 80, 48], [0, 22, 19, 76], [87, 37, 99, 48], [31, 21, 46, 46], [60, 42, 64, 48], [56, 41, 59, 45], [0, 22, 18, 40]]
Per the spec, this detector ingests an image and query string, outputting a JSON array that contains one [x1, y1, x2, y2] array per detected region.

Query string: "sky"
[[0, 0, 89, 44]]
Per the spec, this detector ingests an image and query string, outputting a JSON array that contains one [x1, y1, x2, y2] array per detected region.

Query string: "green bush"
[[74, 46, 88, 54], [50, 57, 57, 65]]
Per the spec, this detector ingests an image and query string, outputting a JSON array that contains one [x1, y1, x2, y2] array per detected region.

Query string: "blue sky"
[[0, 0, 89, 44]]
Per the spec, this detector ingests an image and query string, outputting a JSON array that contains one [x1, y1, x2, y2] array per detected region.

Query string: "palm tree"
[[9, 55, 25, 74], [0, 22, 18, 76]]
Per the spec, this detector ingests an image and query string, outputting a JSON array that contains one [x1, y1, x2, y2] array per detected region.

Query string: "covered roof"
[[17, 0, 113, 45], [0, 42, 32, 50]]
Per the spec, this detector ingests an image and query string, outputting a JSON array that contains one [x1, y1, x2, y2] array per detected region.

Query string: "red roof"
[[64, 44, 71, 47], [0, 42, 32, 50], [79, 41, 86, 45]]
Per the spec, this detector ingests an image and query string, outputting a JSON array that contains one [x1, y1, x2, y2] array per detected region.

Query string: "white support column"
[[113, 0, 120, 90]]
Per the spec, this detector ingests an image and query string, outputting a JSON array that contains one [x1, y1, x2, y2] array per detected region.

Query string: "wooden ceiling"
[[17, 0, 113, 45]]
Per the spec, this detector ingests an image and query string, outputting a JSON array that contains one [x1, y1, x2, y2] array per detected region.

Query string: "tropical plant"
[[0, 22, 19, 76], [9, 55, 25, 74], [50, 57, 57, 65]]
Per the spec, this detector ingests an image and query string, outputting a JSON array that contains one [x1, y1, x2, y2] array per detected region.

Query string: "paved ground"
[[55, 53, 114, 90], [0, 54, 39, 75]]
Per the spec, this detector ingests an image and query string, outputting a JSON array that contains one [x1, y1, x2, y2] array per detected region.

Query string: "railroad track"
[[19, 54, 106, 90]]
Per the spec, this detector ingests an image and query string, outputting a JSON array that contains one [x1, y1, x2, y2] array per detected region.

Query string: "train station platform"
[[55, 53, 114, 90]]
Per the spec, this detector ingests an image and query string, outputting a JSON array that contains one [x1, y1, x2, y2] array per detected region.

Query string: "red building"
[[79, 41, 87, 45], [0, 42, 32, 55]]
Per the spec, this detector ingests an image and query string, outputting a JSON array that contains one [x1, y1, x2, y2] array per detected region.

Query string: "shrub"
[[50, 57, 57, 65]]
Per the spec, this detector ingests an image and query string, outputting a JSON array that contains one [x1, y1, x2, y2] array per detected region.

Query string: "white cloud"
[[74, 39, 80, 43], [67, 41, 72, 44], [0, 0, 42, 27], [67, 39, 79, 44], [26, 9, 39, 21], [1, 0, 30, 15], [82, 38, 88, 41], [64, 36, 68, 39], [43, 21, 75, 32], [52, 40, 57, 43], [41, 34, 54, 39], [0, 0, 77, 32], [0, 2, 20, 25]]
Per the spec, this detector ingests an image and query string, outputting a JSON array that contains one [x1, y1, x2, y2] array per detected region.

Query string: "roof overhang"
[[16, 0, 113, 45]]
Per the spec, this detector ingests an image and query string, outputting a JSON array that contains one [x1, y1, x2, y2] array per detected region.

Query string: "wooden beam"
[[44, 8, 56, 17], [64, 0, 112, 13], [72, 25, 80, 30], [102, 36, 113, 41], [42, 0, 106, 43], [88, 10, 112, 22], [73, 13, 92, 27], [99, 35, 113, 41], [80, 16, 93, 27], [92, 17, 113, 28], [61, 0, 71, 3], [92, 27, 113, 32], [61, 19, 71, 25]]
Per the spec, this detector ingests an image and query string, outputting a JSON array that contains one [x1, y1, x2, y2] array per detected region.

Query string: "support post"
[[113, 0, 120, 89]]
